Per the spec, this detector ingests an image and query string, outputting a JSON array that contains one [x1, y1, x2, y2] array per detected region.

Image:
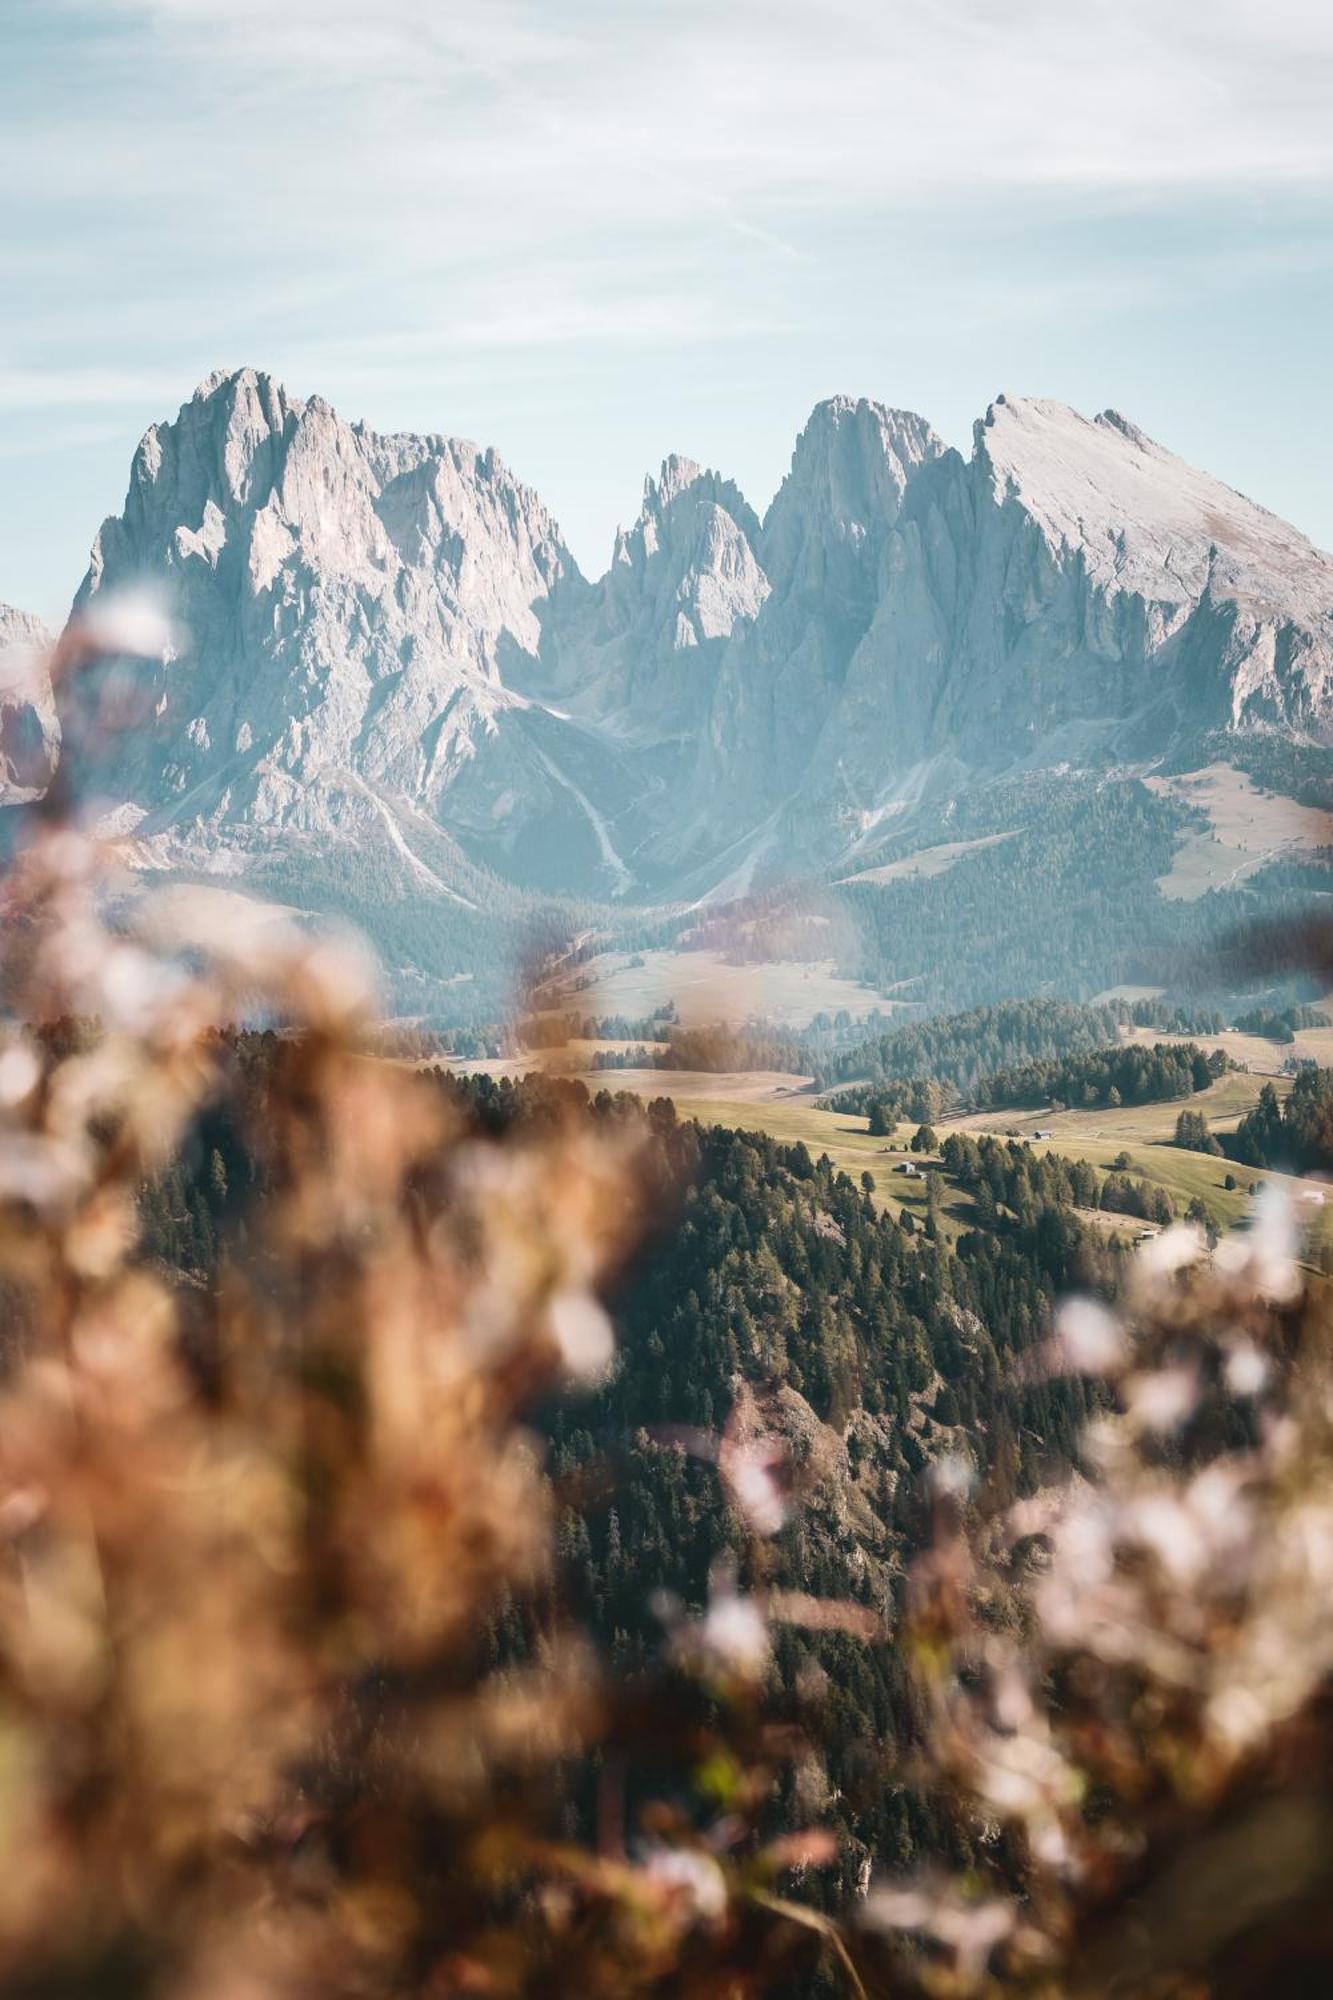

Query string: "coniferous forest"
[[134, 1048, 1112, 1905]]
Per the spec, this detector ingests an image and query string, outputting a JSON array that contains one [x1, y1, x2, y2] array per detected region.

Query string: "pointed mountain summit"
[[68, 369, 660, 907], [761, 397, 945, 598], [551, 455, 768, 739], [42, 371, 1333, 1002], [969, 396, 1333, 737], [785, 393, 1333, 859], [660, 401, 948, 876], [974, 395, 1332, 614]]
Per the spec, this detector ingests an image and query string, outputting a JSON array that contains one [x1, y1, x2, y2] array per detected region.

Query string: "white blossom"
[[76, 586, 181, 662], [1052, 1295, 1126, 1377], [640, 1847, 728, 1924], [547, 1290, 615, 1385]]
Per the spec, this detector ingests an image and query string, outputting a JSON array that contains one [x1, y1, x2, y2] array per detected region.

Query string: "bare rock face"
[[762, 396, 947, 604], [674, 399, 949, 880], [600, 456, 768, 728], [789, 397, 1333, 861], [0, 606, 56, 801], [975, 398, 1333, 743], [540, 455, 767, 742], [48, 372, 1333, 955], [70, 369, 650, 898], [68, 380, 783, 904]]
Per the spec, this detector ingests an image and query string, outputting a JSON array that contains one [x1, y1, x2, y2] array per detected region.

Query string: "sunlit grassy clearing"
[[584, 1067, 1328, 1241]]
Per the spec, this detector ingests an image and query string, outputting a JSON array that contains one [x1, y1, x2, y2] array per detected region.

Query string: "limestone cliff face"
[[785, 395, 1333, 860], [675, 399, 947, 877], [70, 369, 654, 897], [49, 373, 1333, 933], [542, 455, 768, 746]]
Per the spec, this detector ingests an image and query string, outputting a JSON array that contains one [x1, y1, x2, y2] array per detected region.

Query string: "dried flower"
[[1051, 1294, 1127, 1377]]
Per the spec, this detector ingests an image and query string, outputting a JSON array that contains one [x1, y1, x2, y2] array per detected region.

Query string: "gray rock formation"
[[789, 395, 1333, 864], [677, 398, 948, 882], [69, 369, 656, 900], [34, 371, 1333, 968]]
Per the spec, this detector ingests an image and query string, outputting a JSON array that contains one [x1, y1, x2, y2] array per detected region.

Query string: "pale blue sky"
[[3, 0, 1332, 622]]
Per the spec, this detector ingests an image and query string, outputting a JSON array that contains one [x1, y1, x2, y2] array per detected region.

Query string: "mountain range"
[[4, 368, 1332, 1014]]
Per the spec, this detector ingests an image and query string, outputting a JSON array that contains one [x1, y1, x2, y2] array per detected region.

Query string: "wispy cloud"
[[18, 1, 1333, 350], [83, 0, 1333, 204], [0, 365, 179, 411], [3, 1, 1333, 613], [0, 421, 131, 463]]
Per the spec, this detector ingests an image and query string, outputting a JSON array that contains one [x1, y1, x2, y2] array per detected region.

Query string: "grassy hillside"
[[446, 1060, 1329, 1245], [1122, 1017, 1333, 1075]]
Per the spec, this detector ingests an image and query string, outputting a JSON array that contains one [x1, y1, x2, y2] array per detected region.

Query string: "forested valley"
[[130, 1045, 1132, 1918]]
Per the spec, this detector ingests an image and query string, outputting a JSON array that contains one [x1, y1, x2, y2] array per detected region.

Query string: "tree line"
[[1229, 1069, 1333, 1173], [970, 1041, 1227, 1112]]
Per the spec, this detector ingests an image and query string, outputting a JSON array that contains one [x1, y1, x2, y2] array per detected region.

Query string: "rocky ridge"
[[8, 371, 1332, 969]]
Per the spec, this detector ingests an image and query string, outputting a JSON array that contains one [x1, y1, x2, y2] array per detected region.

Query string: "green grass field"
[[435, 1050, 1330, 1244], [578, 1066, 1328, 1244]]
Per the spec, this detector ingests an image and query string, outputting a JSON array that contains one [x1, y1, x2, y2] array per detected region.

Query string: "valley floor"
[[439, 1052, 1329, 1245]]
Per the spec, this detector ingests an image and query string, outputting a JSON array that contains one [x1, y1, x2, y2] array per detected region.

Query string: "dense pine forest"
[[1230, 1068, 1333, 1172], [132, 1046, 1126, 1909], [828, 1041, 1227, 1131], [967, 1040, 1227, 1112], [117, 741, 1329, 1053], [823, 998, 1135, 1095], [670, 776, 1330, 1019]]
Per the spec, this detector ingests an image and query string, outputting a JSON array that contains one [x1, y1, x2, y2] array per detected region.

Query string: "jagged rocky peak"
[[70, 367, 592, 857], [791, 392, 1333, 845], [104, 370, 302, 577], [648, 452, 706, 510], [640, 453, 761, 537], [83, 364, 582, 672], [781, 394, 945, 508], [665, 400, 949, 864], [95, 365, 577, 622], [761, 396, 946, 597], [28, 369, 1333, 943], [0, 604, 50, 653], [603, 453, 768, 656], [616, 454, 762, 568], [972, 393, 1333, 615]]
